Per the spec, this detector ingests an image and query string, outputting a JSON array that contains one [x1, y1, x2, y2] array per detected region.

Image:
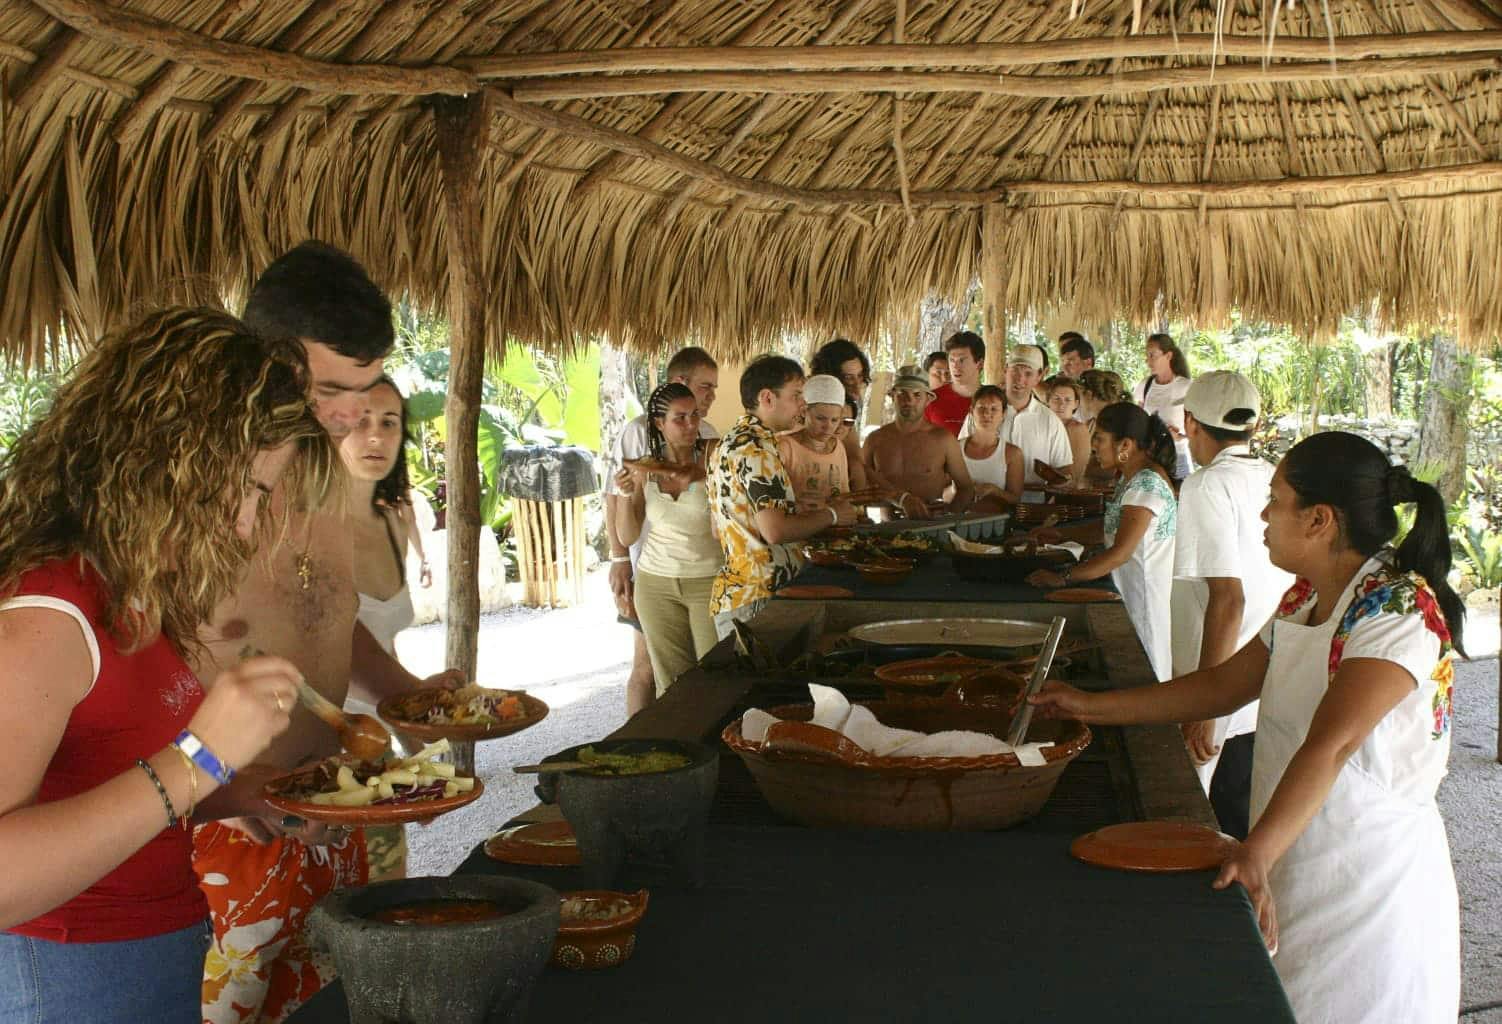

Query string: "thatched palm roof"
[[4, 0, 1502, 363]]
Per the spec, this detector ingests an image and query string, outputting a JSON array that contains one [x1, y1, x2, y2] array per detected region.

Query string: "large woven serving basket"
[[722, 699, 1091, 831]]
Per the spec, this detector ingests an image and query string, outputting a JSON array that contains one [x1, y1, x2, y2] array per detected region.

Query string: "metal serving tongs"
[[1004, 616, 1068, 748]]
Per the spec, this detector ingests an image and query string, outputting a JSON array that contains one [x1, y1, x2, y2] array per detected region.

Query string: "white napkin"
[[946, 531, 1083, 563], [742, 685, 1055, 766]]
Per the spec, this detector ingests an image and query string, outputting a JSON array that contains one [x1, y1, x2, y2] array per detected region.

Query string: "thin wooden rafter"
[[10, 26, 85, 111], [507, 53, 1500, 102]]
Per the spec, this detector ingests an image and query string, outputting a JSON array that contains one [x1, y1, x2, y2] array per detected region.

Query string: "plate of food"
[[263, 739, 483, 825], [379, 685, 549, 743]]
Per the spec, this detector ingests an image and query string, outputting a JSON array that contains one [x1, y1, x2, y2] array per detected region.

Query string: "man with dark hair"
[[192, 242, 462, 1024], [605, 346, 720, 714], [708, 356, 855, 637], [1058, 333, 1096, 380], [923, 350, 950, 390], [1171, 371, 1291, 840], [864, 365, 974, 518], [925, 331, 984, 436]]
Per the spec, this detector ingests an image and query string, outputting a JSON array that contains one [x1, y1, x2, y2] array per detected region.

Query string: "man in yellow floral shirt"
[[708, 356, 857, 637]]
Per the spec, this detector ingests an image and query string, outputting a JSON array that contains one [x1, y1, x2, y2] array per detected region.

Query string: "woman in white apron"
[[1028, 403, 1178, 681], [1030, 431, 1465, 1023]]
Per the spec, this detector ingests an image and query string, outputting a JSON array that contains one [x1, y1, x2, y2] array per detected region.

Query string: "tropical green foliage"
[[0, 359, 68, 457]]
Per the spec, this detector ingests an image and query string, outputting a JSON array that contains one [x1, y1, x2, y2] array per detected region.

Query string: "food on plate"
[[574, 745, 692, 776], [367, 899, 512, 926], [417, 685, 528, 727], [270, 739, 476, 807], [811, 531, 935, 564], [559, 894, 635, 924]]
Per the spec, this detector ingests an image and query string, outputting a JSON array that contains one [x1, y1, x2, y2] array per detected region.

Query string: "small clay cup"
[[308, 875, 559, 1024], [535, 739, 718, 889], [551, 890, 650, 970]]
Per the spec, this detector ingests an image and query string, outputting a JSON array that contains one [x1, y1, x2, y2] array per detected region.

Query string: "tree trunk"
[[1364, 341, 1393, 418], [599, 342, 629, 459], [981, 203, 1008, 385], [1415, 333, 1470, 505], [434, 93, 491, 681]]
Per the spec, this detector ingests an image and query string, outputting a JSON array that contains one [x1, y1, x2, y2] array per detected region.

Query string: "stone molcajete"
[[308, 876, 559, 1024], [534, 738, 718, 889]]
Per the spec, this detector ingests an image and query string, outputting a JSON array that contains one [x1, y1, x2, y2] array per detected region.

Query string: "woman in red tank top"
[[0, 308, 329, 1023]]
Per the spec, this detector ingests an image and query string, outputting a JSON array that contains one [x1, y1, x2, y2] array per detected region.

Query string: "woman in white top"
[[958, 385, 1022, 512], [339, 376, 421, 880], [1030, 431, 1465, 1024], [1134, 332, 1193, 480], [1027, 403, 1177, 680], [614, 382, 723, 699]]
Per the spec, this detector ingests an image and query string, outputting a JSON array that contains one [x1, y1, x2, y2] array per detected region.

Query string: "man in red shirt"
[[924, 331, 984, 436]]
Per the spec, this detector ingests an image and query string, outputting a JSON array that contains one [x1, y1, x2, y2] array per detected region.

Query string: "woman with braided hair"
[[1031, 431, 1465, 1023], [612, 383, 723, 699], [1028, 402, 1179, 680]]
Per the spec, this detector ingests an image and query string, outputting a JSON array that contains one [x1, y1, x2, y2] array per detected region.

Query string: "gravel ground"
[[391, 571, 1501, 1019]]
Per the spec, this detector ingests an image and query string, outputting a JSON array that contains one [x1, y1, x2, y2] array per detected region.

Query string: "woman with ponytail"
[[1031, 431, 1464, 1023], [612, 383, 722, 699], [1135, 333, 1193, 480], [1028, 403, 1178, 680]]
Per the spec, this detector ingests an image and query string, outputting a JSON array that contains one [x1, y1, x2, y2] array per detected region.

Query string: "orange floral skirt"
[[193, 822, 368, 1024]]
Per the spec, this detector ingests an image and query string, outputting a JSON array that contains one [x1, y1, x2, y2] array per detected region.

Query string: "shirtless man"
[[863, 365, 975, 519], [191, 242, 462, 1024]]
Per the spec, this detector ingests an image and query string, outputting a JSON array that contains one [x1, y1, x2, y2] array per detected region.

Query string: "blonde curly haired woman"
[[0, 308, 330, 1023]]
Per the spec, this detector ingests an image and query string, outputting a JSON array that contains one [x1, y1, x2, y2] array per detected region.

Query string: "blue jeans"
[[0, 920, 211, 1024]]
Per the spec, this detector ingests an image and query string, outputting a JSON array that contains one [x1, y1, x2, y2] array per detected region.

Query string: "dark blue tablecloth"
[[783, 556, 1118, 603], [291, 825, 1293, 1024]]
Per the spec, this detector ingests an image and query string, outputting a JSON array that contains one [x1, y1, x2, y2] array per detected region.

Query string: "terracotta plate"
[[484, 821, 582, 866], [378, 689, 549, 744], [778, 584, 855, 600], [263, 774, 484, 827], [1044, 588, 1122, 603], [1070, 821, 1237, 873]]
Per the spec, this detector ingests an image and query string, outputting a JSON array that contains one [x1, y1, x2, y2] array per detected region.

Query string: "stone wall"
[[1261, 413, 1502, 470]]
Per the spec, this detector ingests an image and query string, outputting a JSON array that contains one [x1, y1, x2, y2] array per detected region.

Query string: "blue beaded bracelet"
[[173, 730, 235, 785]]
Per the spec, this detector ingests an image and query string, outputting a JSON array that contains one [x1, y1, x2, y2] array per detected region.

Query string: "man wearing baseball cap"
[[1000, 343, 1074, 487], [1170, 370, 1292, 838], [864, 365, 974, 519]]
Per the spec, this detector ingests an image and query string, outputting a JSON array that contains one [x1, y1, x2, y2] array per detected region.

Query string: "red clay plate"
[[378, 689, 549, 744], [1070, 821, 1237, 873], [778, 584, 855, 599], [1044, 588, 1121, 603], [263, 773, 484, 826], [484, 821, 582, 866]]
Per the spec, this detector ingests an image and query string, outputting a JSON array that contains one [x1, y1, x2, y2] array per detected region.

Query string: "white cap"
[[803, 374, 847, 407], [1006, 344, 1045, 371], [1182, 370, 1261, 431]]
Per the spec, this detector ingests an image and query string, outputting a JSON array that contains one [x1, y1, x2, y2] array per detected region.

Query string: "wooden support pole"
[[10, 26, 85, 111], [433, 91, 490, 680], [981, 203, 1010, 383]]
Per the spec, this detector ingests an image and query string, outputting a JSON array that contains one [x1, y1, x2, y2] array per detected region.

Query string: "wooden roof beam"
[[10, 26, 86, 111], [32, 0, 476, 95], [570, 0, 798, 201], [1338, 82, 1406, 217], [200, 0, 348, 145], [466, 30, 1502, 78], [509, 53, 1499, 102], [487, 87, 1502, 206], [1110, 89, 1164, 220]]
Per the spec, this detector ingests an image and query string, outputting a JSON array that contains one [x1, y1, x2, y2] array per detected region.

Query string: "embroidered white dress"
[[1104, 468, 1176, 681], [1253, 555, 1459, 1023]]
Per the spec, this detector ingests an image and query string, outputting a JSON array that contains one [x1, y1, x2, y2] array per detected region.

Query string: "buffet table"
[[291, 568, 1293, 1023]]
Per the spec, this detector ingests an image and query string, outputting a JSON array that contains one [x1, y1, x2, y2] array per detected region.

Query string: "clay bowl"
[[851, 560, 913, 585], [804, 547, 847, 568], [534, 739, 719, 889], [871, 654, 1001, 701], [551, 890, 650, 971], [309, 875, 559, 1024], [722, 699, 1091, 831]]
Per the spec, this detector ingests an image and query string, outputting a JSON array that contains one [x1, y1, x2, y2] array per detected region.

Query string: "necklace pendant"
[[297, 553, 313, 591]]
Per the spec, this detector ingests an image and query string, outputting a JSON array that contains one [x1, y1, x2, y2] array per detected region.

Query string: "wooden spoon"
[[294, 680, 392, 761], [512, 761, 588, 774]]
